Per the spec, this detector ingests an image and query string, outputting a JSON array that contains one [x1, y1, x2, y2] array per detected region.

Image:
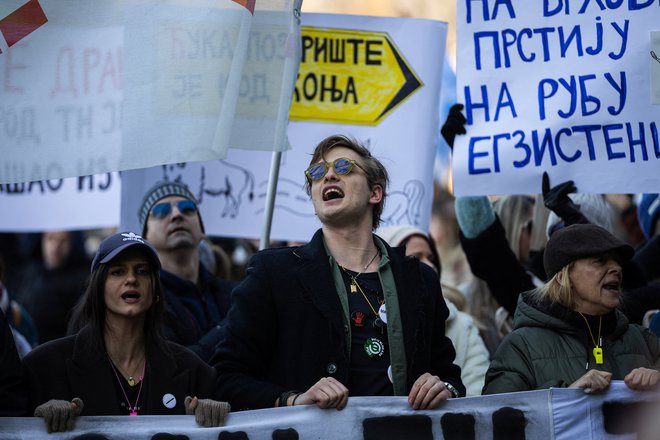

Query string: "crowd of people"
[[1, 129, 659, 433]]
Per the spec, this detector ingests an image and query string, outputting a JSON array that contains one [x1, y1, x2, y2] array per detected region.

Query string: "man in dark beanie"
[[139, 181, 235, 362]]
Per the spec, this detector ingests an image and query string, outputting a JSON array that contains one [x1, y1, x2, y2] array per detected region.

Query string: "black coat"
[[0, 308, 27, 416], [161, 265, 235, 362], [15, 261, 88, 344], [22, 326, 216, 415], [213, 229, 464, 410]]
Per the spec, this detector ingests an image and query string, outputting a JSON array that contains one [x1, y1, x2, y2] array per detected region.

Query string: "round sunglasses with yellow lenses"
[[305, 157, 365, 181]]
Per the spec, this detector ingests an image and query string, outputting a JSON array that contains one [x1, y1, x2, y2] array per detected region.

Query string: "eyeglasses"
[[150, 200, 197, 219], [305, 157, 365, 181]]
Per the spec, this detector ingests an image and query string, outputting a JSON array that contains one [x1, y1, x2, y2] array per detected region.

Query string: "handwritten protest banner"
[[453, 0, 660, 196], [0, 0, 298, 185], [0, 173, 119, 231], [1, 384, 658, 439], [120, 14, 447, 242], [285, 14, 446, 238], [1, 13, 444, 237]]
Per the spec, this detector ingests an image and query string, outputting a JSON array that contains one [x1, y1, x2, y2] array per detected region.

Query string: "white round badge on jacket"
[[162, 393, 176, 409]]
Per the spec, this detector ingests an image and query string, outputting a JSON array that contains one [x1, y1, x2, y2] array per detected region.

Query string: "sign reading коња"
[[290, 26, 423, 126]]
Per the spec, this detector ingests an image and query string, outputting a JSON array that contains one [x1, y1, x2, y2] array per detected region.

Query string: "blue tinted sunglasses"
[[150, 200, 197, 219], [305, 157, 365, 181]]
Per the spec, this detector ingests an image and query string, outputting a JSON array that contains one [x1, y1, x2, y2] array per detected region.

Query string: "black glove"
[[441, 104, 467, 149], [542, 172, 589, 226]]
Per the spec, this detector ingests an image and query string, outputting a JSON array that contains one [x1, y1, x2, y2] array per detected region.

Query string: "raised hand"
[[542, 171, 588, 226], [441, 104, 467, 149]]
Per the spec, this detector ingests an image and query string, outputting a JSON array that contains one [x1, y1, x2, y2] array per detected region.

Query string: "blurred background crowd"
[[2, 182, 658, 361]]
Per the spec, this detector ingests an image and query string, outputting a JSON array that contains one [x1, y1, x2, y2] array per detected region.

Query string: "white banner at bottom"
[[0, 382, 658, 439]]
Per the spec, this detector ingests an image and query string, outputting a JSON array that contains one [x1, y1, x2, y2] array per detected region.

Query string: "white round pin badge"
[[162, 393, 177, 409], [378, 303, 387, 324]]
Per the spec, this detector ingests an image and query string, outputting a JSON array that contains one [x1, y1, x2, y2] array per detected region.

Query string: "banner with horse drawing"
[[119, 13, 447, 242], [0, 0, 299, 185], [0, 13, 446, 239]]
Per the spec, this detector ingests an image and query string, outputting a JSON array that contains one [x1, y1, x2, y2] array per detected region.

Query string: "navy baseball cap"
[[91, 232, 161, 273]]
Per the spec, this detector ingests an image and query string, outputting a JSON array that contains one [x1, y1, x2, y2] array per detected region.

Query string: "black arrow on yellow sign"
[[379, 37, 422, 122], [290, 27, 423, 126]]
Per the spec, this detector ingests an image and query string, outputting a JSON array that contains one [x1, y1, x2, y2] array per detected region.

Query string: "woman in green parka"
[[483, 224, 660, 395]]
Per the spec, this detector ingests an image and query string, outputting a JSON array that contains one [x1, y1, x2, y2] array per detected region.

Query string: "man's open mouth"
[[323, 187, 344, 201]]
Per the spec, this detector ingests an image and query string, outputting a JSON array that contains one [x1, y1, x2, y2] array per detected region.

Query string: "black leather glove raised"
[[542, 172, 589, 226], [441, 104, 467, 149]]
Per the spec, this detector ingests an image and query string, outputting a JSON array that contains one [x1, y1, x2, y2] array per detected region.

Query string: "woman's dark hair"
[[68, 250, 166, 354]]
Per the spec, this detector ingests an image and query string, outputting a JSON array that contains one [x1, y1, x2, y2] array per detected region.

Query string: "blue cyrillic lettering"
[[603, 123, 625, 160], [626, 122, 649, 162], [468, 136, 493, 175]]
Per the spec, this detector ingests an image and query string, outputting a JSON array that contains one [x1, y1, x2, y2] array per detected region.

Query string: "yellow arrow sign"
[[290, 26, 423, 126]]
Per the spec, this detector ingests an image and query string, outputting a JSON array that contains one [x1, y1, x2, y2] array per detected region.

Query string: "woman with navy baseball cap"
[[22, 232, 229, 433]]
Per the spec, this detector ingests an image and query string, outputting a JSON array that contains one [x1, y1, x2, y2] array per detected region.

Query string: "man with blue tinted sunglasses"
[[213, 135, 464, 411], [138, 181, 236, 362]]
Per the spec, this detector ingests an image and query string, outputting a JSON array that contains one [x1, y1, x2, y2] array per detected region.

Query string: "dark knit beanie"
[[543, 224, 634, 279], [138, 181, 202, 236]]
